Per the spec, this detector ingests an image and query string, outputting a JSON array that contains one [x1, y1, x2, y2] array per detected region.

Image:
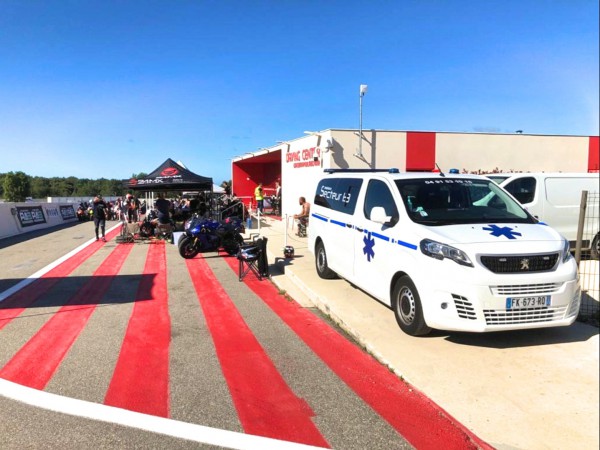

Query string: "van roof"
[[321, 169, 491, 181]]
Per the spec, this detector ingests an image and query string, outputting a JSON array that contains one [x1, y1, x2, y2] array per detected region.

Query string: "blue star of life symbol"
[[482, 224, 522, 240], [363, 232, 375, 261]]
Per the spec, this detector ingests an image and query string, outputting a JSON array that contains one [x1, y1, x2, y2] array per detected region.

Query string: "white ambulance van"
[[496, 173, 599, 258], [308, 169, 581, 336]]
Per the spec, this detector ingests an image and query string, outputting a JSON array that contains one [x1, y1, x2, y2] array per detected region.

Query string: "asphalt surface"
[[4, 217, 597, 450], [0, 220, 459, 450]]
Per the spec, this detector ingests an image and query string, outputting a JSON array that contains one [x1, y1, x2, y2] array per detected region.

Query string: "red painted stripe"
[[185, 256, 330, 448], [104, 242, 171, 417], [0, 242, 133, 389], [0, 226, 122, 330], [223, 256, 491, 450]]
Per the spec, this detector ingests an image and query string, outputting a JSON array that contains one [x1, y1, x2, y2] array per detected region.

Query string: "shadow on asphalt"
[[0, 274, 156, 309], [439, 323, 599, 348]]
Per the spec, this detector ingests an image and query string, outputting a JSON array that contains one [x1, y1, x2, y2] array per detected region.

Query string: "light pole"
[[356, 84, 368, 158]]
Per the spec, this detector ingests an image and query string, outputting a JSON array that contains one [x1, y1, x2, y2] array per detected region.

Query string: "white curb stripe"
[[0, 379, 324, 449]]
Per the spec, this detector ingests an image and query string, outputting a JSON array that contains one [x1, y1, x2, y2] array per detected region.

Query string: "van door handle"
[[356, 227, 363, 232], [346, 224, 353, 228]]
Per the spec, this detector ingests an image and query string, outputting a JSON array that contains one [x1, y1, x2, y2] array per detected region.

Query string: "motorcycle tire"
[[178, 236, 200, 259], [140, 222, 153, 238], [222, 233, 244, 256]]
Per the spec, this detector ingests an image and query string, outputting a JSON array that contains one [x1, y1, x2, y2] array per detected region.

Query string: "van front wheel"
[[315, 241, 337, 279], [392, 276, 431, 336], [591, 233, 599, 260]]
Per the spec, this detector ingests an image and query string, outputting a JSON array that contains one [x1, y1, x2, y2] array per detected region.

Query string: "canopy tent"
[[124, 158, 213, 192]]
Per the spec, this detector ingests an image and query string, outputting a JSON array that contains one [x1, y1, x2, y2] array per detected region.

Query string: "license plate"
[[506, 295, 551, 309]]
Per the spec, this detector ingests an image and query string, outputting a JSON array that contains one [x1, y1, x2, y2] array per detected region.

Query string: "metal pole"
[[359, 91, 363, 157], [575, 190, 588, 266]]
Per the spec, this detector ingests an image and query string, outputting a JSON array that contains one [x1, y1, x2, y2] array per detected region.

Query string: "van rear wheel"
[[392, 276, 431, 336], [315, 241, 337, 279]]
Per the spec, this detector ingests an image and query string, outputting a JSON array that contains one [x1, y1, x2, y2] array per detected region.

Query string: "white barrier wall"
[[0, 202, 78, 240]]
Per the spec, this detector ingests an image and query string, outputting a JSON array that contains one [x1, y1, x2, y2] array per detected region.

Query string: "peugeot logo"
[[520, 258, 530, 270]]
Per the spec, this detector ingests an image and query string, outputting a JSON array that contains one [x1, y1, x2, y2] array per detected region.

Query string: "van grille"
[[452, 294, 477, 320], [480, 253, 559, 274], [490, 283, 563, 296], [484, 306, 568, 325]]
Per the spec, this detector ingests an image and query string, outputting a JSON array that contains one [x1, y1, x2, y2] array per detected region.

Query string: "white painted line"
[[0, 379, 325, 449], [0, 223, 122, 303]]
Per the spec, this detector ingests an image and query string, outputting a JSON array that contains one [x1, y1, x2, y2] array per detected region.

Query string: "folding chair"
[[237, 237, 269, 281]]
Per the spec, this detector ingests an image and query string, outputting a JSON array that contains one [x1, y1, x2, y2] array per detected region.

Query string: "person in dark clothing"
[[92, 195, 108, 242], [154, 193, 171, 224], [126, 193, 140, 223]]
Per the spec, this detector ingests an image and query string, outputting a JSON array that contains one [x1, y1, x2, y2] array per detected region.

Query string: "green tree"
[[3, 171, 31, 202], [31, 176, 52, 199]]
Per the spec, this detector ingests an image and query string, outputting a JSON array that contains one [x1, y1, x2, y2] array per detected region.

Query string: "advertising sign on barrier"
[[17, 206, 46, 227], [60, 205, 76, 221]]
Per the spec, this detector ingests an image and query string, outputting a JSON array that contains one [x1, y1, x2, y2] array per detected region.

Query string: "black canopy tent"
[[124, 158, 213, 193]]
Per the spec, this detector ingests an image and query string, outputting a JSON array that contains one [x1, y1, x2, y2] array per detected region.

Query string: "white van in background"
[[497, 173, 599, 257]]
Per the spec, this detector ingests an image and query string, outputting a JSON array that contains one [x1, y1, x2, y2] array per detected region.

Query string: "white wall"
[[258, 129, 593, 231], [0, 202, 78, 240], [435, 133, 589, 173], [280, 132, 333, 220]]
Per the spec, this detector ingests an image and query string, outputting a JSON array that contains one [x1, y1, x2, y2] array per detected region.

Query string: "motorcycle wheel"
[[178, 236, 200, 259], [222, 233, 244, 256], [140, 222, 153, 238]]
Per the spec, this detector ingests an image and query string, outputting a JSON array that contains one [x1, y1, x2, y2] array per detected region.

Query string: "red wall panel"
[[406, 132, 436, 171], [589, 136, 599, 172]]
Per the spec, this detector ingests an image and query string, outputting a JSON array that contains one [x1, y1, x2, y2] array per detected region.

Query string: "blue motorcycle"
[[178, 215, 245, 259]]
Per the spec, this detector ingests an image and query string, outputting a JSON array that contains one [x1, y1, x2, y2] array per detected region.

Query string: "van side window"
[[364, 180, 399, 225], [504, 177, 536, 204], [314, 178, 363, 215]]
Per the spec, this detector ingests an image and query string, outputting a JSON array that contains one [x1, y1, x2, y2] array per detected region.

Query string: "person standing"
[[254, 182, 264, 213], [154, 192, 171, 224], [92, 195, 108, 242], [126, 194, 140, 223], [274, 181, 282, 214]]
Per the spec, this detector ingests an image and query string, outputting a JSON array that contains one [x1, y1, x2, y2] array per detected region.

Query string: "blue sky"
[[1, 1, 598, 184]]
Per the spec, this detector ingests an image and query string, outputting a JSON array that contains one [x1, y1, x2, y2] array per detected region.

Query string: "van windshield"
[[395, 178, 536, 226]]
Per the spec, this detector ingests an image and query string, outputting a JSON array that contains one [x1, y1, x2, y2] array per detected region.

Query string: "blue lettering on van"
[[482, 225, 522, 239], [363, 232, 376, 261]]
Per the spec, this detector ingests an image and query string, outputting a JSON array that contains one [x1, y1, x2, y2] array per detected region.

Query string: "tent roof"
[[124, 158, 213, 192]]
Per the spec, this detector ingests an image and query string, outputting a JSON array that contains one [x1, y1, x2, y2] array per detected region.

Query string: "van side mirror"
[[371, 206, 393, 225]]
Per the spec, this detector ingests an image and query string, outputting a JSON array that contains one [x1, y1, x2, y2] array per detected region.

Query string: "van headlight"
[[562, 238, 572, 263], [420, 239, 473, 267]]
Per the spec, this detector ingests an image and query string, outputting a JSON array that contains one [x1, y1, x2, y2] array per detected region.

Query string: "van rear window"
[[314, 178, 363, 215]]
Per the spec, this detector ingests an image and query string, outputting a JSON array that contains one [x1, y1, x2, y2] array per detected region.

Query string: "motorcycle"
[[178, 215, 245, 259], [139, 210, 174, 241], [76, 203, 91, 222]]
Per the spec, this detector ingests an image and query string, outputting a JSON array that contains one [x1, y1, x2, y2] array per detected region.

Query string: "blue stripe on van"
[[331, 219, 347, 228], [366, 228, 417, 250], [312, 213, 328, 222], [371, 231, 390, 242], [397, 240, 418, 250]]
